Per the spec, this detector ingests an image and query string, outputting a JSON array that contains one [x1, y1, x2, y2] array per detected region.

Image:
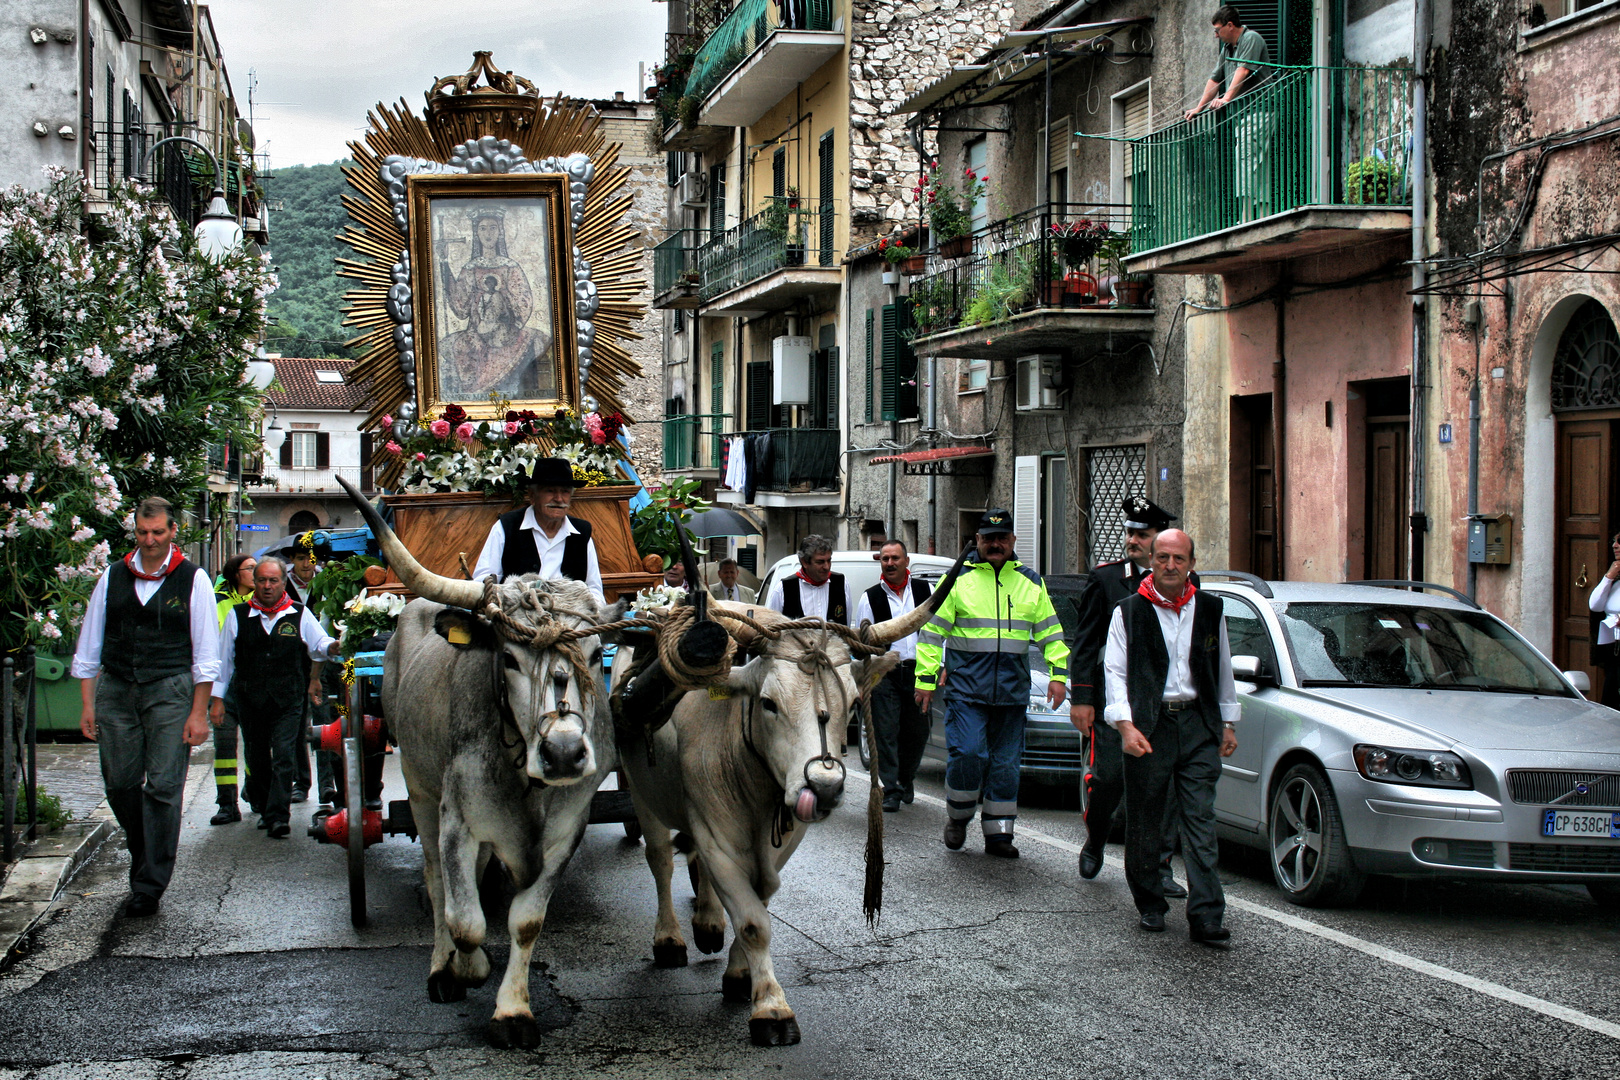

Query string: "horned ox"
[[613, 564, 961, 1046], [339, 478, 618, 1049]]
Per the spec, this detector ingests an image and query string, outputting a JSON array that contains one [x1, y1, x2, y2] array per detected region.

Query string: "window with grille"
[[1551, 299, 1620, 412], [1085, 445, 1147, 565]]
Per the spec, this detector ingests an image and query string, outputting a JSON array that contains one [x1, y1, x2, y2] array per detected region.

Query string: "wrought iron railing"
[[654, 230, 705, 295], [726, 427, 840, 492], [89, 123, 199, 227], [685, 0, 837, 105], [908, 202, 1136, 337], [662, 412, 732, 471], [1127, 63, 1412, 253], [698, 200, 834, 301]]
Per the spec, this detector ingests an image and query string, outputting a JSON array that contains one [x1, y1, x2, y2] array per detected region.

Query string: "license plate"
[[1541, 809, 1620, 839]]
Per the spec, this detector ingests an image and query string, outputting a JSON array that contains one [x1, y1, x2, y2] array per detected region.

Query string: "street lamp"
[[137, 135, 244, 262]]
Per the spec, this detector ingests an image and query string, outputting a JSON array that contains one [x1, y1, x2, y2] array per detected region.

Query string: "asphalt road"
[[2, 747, 1619, 1080]]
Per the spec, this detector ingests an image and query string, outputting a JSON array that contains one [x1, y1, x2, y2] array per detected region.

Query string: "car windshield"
[[1278, 602, 1571, 695]]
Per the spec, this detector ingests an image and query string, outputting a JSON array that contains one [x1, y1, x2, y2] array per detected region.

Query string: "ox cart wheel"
[[345, 723, 368, 928]]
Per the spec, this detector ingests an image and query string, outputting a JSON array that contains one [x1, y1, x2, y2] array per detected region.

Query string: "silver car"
[[1204, 575, 1620, 908]]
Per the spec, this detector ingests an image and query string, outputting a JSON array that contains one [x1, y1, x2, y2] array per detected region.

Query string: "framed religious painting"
[[407, 173, 579, 422]]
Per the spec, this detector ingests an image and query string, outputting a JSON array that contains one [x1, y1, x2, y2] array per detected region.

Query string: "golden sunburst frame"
[[336, 52, 645, 479]]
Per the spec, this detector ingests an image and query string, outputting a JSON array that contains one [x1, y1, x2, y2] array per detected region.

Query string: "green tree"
[[0, 170, 275, 652], [262, 161, 352, 358]]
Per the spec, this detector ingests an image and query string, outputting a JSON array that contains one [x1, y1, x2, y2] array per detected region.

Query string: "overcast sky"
[[207, 0, 664, 169]]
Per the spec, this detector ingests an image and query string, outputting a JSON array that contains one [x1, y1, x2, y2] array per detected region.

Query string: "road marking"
[[847, 767, 1620, 1042]]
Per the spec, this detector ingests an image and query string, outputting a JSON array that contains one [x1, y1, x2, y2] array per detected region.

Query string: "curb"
[[0, 800, 116, 968]]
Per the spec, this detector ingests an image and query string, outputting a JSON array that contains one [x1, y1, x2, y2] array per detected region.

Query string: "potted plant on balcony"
[[1098, 232, 1149, 307], [915, 162, 983, 259], [1346, 155, 1403, 205], [878, 236, 914, 285], [1048, 219, 1110, 307]]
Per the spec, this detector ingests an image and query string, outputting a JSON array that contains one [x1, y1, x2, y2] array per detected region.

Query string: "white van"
[[754, 549, 960, 616]]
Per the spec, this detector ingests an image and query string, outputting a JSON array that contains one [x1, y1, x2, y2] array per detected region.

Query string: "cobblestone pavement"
[[31, 743, 108, 821]]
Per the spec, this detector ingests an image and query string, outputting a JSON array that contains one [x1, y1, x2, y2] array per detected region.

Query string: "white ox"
[[341, 478, 617, 1048], [613, 587, 953, 1046]]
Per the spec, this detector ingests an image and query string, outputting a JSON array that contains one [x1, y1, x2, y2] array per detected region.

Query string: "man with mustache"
[[471, 456, 605, 605]]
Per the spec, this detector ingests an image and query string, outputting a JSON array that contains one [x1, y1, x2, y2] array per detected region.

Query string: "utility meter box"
[[1467, 513, 1512, 565], [773, 335, 812, 404]]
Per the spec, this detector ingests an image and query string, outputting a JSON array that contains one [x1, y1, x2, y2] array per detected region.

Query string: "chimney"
[[613, 91, 625, 103]]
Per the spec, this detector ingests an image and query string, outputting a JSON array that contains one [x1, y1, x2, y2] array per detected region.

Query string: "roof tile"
[[266, 357, 369, 411]]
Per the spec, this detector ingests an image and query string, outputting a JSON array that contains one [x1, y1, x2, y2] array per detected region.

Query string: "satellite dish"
[[237, 118, 255, 152]]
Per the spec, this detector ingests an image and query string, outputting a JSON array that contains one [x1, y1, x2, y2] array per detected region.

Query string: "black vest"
[[101, 559, 199, 683], [233, 602, 312, 711], [782, 572, 848, 625], [499, 509, 592, 582], [863, 577, 931, 623], [1120, 591, 1225, 740]]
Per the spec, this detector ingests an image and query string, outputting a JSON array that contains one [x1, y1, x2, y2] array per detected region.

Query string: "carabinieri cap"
[[1121, 494, 1177, 532]]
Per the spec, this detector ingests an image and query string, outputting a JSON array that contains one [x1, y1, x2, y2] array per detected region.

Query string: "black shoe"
[[124, 893, 160, 918], [256, 817, 269, 830], [290, 789, 308, 805], [267, 821, 291, 839], [943, 818, 967, 850], [1139, 911, 1166, 932], [1078, 844, 1105, 880], [1161, 880, 1189, 899], [901, 786, 915, 804], [882, 794, 902, 813], [209, 806, 241, 826], [985, 837, 1020, 859], [319, 788, 338, 807], [1189, 921, 1231, 946]]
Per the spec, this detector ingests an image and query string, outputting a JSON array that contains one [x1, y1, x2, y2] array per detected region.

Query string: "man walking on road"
[[855, 540, 932, 812], [1071, 496, 1189, 896], [1103, 529, 1239, 943], [915, 510, 1068, 857], [211, 557, 339, 839], [209, 553, 256, 825], [71, 497, 219, 917]]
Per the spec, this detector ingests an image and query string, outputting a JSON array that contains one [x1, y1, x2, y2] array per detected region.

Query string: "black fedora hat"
[[518, 456, 581, 488]]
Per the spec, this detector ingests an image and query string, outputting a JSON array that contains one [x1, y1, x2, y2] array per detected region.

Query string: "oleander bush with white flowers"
[[0, 170, 275, 653]]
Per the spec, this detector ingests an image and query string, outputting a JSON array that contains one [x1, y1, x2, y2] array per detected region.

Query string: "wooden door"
[[1365, 421, 1409, 580], [1229, 395, 1276, 577], [1555, 418, 1616, 683]]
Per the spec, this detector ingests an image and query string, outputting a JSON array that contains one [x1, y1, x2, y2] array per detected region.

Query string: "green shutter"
[[772, 147, 785, 199], [864, 309, 875, 424], [710, 340, 725, 467], [880, 303, 898, 421], [746, 361, 771, 431], [817, 129, 835, 266]]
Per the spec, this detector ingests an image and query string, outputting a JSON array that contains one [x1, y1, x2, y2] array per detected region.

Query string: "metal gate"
[[1085, 444, 1147, 566]]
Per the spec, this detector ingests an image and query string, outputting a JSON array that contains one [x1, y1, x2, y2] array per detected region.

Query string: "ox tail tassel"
[[861, 691, 884, 926]]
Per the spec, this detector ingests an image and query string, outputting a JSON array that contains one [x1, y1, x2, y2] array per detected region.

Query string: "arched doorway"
[[287, 509, 321, 534], [1552, 298, 1620, 691]]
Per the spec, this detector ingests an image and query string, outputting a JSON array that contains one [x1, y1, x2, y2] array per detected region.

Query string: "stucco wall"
[[1, 1, 83, 191]]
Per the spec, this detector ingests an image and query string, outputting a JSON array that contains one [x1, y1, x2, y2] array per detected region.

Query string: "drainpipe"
[[1466, 376, 1480, 600], [1409, 0, 1432, 582], [1273, 278, 1288, 581], [926, 354, 937, 555]]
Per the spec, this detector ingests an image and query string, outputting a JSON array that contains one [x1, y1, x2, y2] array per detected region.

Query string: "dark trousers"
[[239, 697, 305, 827], [870, 661, 927, 798], [1122, 705, 1225, 924], [944, 698, 1025, 837], [212, 701, 241, 808], [96, 673, 193, 898], [1085, 719, 1181, 883]]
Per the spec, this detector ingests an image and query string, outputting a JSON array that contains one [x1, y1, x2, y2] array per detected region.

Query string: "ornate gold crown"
[[425, 51, 542, 148]]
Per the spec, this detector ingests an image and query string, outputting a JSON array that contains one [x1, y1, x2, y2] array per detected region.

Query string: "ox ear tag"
[[707, 685, 732, 700], [447, 624, 472, 646]]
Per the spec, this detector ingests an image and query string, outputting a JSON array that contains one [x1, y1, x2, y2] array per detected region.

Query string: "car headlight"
[[1353, 744, 1472, 789]]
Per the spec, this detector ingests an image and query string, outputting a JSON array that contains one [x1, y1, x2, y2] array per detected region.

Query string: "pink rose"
[[385, 440, 403, 456], [429, 419, 451, 438], [505, 421, 520, 435], [414, 451, 426, 462], [380, 414, 393, 429], [455, 422, 475, 443]]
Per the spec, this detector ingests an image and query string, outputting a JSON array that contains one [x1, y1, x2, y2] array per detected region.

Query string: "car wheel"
[[1587, 882, 1620, 909], [1268, 762, 1365, 907]]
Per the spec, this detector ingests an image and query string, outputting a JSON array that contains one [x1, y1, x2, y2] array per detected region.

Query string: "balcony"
[[715, 426, 840, 509], [908, 203, 1154, 361], [1125, 64, 1413, 276], [653, 230, 705, 309], [661, 412, 730, 472], [696, 200, 840, 315], [685, 0, 843, 130]]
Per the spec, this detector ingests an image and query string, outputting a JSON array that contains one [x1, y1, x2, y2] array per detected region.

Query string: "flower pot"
[[882, 269, 900, 286], [939, 235, 973, 259], [1117, 279, 1149, 306], [902, 255, 928, 275], [1044, 279, 1067, 307], [785, 245, 806, 267]]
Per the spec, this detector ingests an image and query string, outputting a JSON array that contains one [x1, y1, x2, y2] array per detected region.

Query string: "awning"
[[869, 446, 996, 476]]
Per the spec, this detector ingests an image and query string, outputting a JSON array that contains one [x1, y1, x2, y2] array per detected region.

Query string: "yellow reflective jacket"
[[915, 555, 1068, 704]]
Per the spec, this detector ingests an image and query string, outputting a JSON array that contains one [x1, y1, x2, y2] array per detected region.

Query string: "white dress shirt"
[[70, 559, 221, 684], [1590, 575, 1620, 647], [212, 603, 338, 699], [1102, 594, 1240, 729], [765, 573, 835, 619], [854, 574, 923, 662], [471, 506, 605, 606], [709, 581, 757, 604]]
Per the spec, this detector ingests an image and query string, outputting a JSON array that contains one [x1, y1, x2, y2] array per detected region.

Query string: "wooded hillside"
[[264, 161, 353, 359]]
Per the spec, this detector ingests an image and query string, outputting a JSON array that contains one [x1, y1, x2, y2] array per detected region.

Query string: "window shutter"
[[746, 361, 772, 430], [709, 162, 726, 241], [772, 147, 785, 199], [710, 340, 726, 466], [864, 309, 875, 424], [895, 298, 918, 420], [316, 431, 330, 470], [824, 346, 839, 430], [279, 435, 292, 470], [359, 431, 373, 491], [880, 304, 898, 421], [1047, 114, 1071, 185], [1013, 456, 1039, 566], [817, 129, 835, 265]]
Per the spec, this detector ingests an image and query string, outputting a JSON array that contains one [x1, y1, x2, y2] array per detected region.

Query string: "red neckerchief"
[[795, 571, 829, 589], [882, 571, 910, 597], [248, 593, 294, 617], [124, 545, 184, 581], [1138, 574, 1196, 614]]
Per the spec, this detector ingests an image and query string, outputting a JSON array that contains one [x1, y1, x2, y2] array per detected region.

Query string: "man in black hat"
[[1070, 495, 1189, 894], [471, 457, 605, 605]]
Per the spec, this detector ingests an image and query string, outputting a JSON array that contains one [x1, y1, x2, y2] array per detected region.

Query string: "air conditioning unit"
[[1014, 354, 1063, 411], [679, 172, 708, 208], [773, 335, 813, 404]]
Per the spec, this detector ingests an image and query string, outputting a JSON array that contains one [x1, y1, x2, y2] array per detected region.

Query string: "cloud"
[[208, 0, 662, 168]]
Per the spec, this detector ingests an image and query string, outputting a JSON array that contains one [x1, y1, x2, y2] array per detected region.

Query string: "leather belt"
[[1162, 700, 1195, 712]]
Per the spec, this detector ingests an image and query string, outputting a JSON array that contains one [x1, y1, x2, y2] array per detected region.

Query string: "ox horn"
[[336, 476, 485, 611], [863, 541, 975, 647]]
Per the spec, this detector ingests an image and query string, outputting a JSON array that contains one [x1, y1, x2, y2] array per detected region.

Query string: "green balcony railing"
[[685, 0, 837, 105], [697, 199, 834, 301], [662, 412, 732, 471], [1128, 64, 1412, 253], [654, 230, 704, 295]]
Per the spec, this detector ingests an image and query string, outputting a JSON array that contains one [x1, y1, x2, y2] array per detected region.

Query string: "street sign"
[[239, 524, 270, 532]]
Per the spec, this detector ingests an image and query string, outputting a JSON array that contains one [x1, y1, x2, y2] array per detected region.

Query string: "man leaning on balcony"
[[1185, 4, 1275, 222]]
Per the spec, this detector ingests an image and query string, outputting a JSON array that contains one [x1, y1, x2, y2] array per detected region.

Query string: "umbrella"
[[253, 534, 302, 558], [683, 507, 762, 539]]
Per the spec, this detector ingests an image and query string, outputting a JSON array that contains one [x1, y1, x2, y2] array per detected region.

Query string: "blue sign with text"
[[238, 524, 270, 532]]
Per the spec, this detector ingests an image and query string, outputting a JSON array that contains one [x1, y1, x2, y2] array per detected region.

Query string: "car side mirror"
[[1232, 654, 1274, 686], [1564, 670, 1592, 696]]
